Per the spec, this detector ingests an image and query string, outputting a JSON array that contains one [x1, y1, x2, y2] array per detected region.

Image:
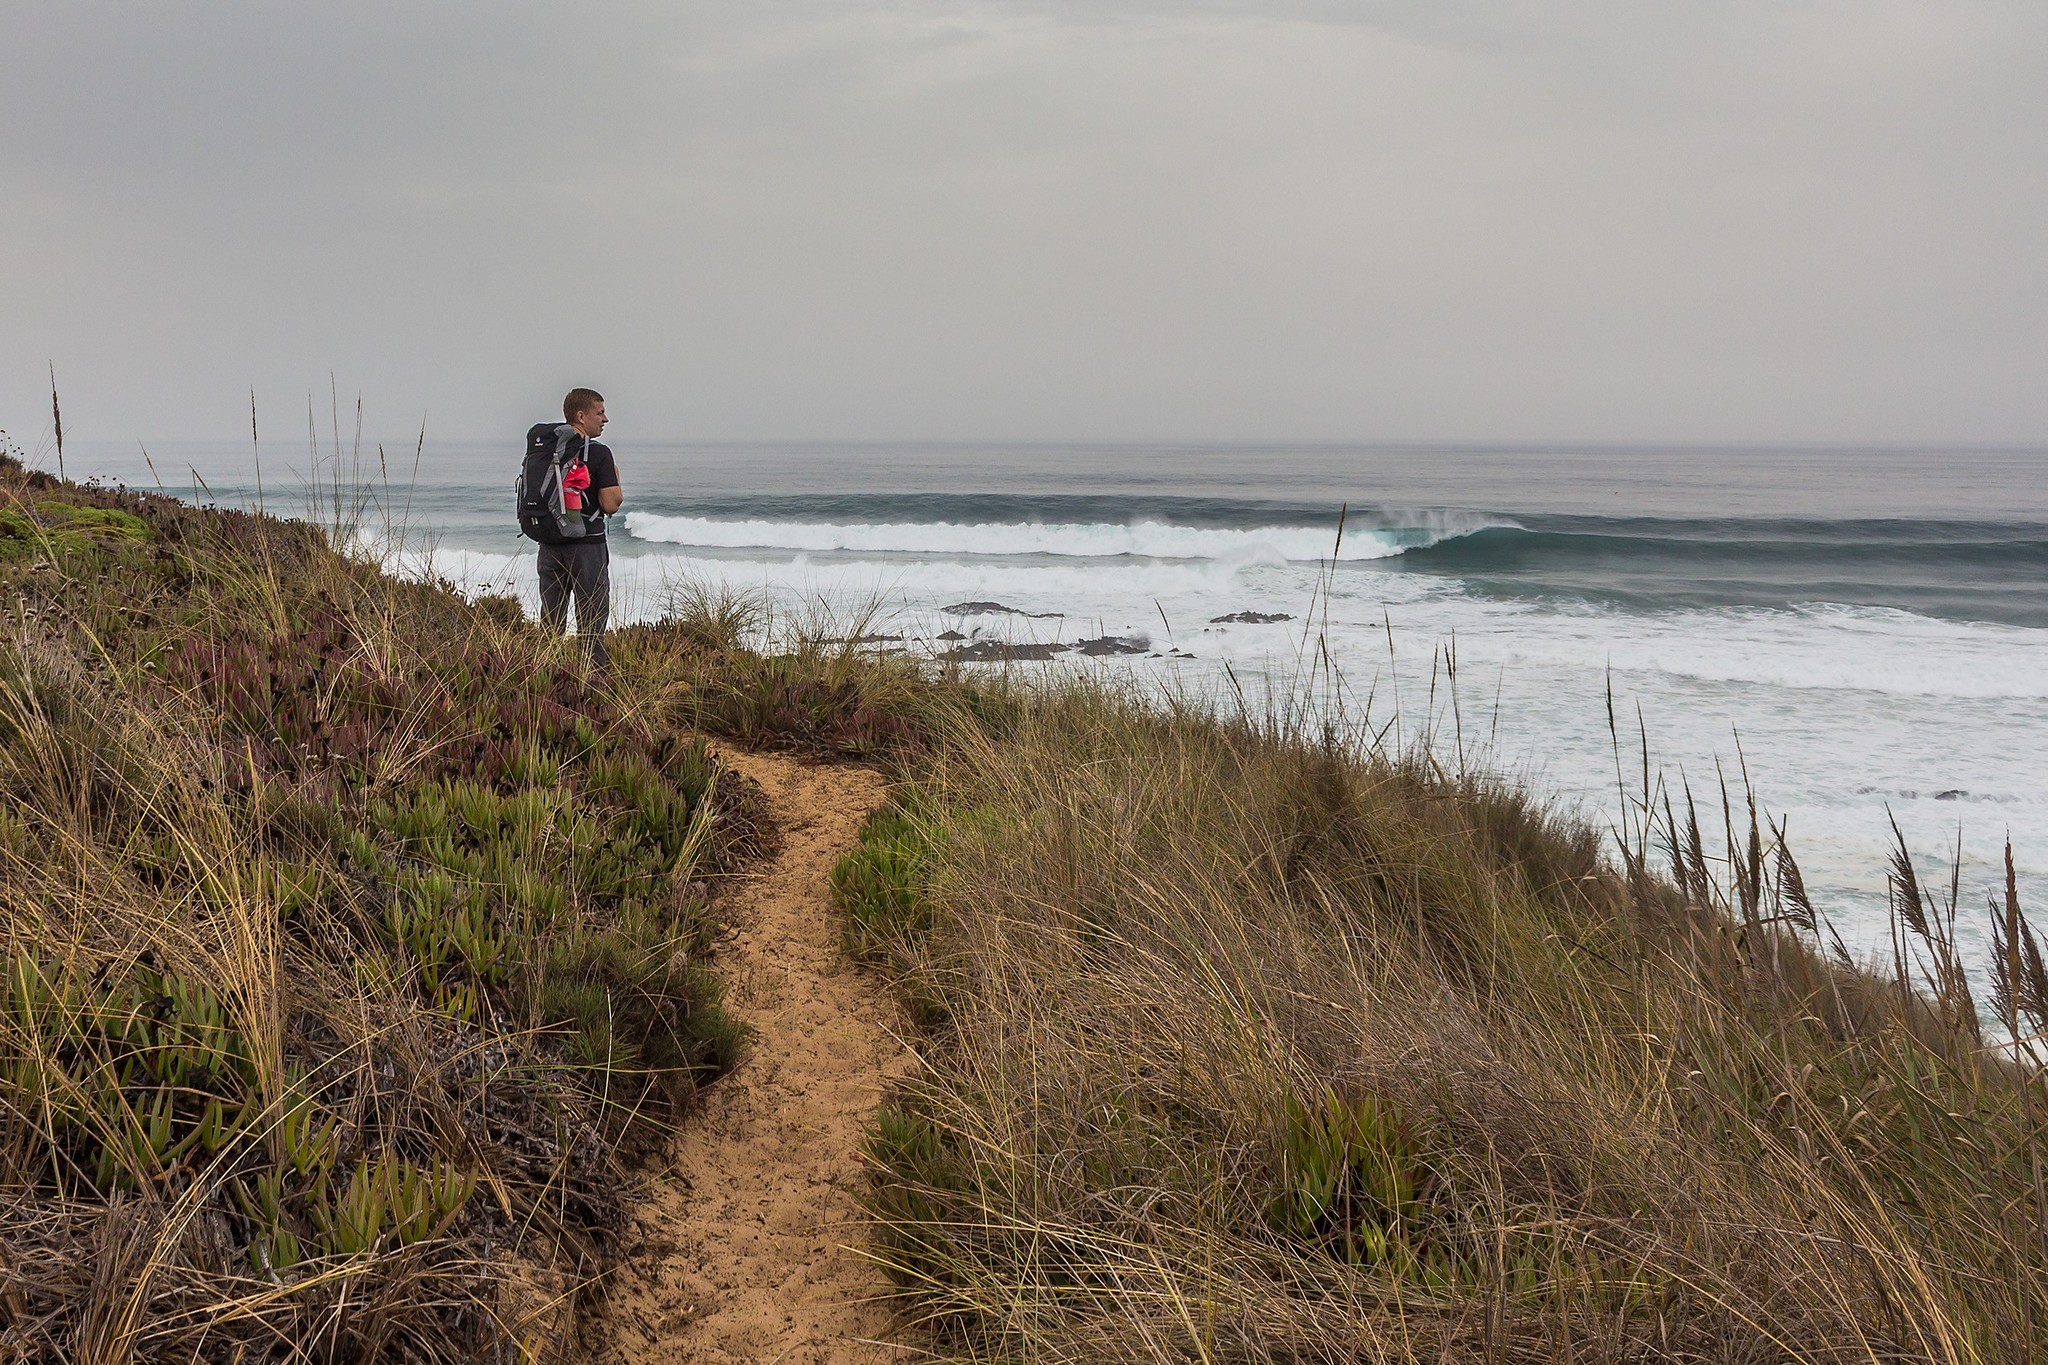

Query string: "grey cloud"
[[3, 1, 2045, 447]]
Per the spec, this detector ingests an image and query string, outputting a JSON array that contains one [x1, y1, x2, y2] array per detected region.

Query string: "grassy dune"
[[4, 449, 2046, 1362], [0, 457, 756, 1358], [827, 679, 2048, 1358]]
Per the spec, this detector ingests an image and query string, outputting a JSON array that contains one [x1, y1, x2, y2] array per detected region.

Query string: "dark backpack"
[[515, 423, 590, 544]]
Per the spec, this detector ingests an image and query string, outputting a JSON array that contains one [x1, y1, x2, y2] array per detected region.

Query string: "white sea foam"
[[1351, 598, 2048, 702], [621, 513, 1497, 562], [421, 546, 2048, 702], [413, 536, 2048, 975]]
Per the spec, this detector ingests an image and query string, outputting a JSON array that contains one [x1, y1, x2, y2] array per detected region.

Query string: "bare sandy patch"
[[596, 749, 913, 1364]]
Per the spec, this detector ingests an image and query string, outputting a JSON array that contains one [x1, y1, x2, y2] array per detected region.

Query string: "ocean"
[[66, 438, 2048, 979]]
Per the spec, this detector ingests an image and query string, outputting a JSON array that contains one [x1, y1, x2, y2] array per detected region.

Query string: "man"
[[538, 387, 622, 668]]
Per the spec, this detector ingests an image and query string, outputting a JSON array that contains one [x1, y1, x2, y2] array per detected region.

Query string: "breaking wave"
[[622, 511, 1502, 562]]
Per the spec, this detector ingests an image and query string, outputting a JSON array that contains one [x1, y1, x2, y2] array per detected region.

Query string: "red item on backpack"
[[561, 461, 591, 511]]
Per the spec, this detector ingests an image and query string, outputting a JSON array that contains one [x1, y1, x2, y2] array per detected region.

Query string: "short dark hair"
[[563, 388, 604, 422]]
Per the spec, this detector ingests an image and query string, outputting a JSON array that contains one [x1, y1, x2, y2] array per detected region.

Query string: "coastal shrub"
[[847, 679, 2048, 1363], [539, 894, 749, 1086], [607, 613, 940, 757], [860, 1101, 980, 1336], [831, 805, 936, 964], [832, 803, 962, 1032], [0, 456, 762, 1360], [1265, 1087, 1431, 1270], [1, 952, 260, 1196]]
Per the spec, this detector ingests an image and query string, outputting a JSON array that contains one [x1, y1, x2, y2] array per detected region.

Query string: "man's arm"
[[593, 445, 623, 514]]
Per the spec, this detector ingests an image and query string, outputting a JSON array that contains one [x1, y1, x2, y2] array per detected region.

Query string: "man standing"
[[538, 387, 622, 668]]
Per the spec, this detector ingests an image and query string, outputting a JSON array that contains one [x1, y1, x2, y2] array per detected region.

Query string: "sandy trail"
[[599, 749, 912, 1364]]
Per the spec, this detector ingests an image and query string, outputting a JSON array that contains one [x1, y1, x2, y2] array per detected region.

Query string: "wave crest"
[[621, 513, 1501, 562]]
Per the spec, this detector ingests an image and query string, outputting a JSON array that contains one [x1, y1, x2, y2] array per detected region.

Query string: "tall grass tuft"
[[835, 672, 2048, 1363]]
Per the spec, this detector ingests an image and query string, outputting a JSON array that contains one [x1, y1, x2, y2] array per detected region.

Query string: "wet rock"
[[936, 640, 1069, 662], [942, 601, 1064, 619], [1209, 611, 1293, 624], [1072, 634, 1150, 657]]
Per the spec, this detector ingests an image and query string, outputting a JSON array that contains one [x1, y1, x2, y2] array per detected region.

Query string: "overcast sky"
[[4, 1, 2045, 446]]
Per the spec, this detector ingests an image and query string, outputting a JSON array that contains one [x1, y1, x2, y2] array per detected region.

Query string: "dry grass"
[[838, 678, 2048, 1363], [0, 455, 759, 1361], [9, 432, 2045, 1362], [606, 578, 966, 759]]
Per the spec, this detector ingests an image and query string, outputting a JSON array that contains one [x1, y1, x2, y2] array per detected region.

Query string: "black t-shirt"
[[578, 439, 620, 537]]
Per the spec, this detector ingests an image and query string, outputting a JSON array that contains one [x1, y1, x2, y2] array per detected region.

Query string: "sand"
[[595, 748, 914, 1363]]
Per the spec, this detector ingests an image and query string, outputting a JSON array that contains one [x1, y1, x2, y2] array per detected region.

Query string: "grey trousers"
[[537, 538, 610, 668]]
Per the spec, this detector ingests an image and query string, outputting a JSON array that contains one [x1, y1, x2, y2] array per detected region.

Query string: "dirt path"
[[599, 749, 912, 1364]]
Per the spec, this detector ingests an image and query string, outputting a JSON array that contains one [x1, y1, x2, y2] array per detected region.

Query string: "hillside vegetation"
[[0, 457, 757, 1359], [4, 451, 2046, 1364], [829, 682, 2048, 1359]]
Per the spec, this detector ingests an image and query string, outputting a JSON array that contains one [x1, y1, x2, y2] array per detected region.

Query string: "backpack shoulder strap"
[[551, 424, 591, 468]]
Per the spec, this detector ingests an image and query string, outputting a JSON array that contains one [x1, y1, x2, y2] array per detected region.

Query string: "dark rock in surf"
[[935, 640, 1069, 663], [1072, 635, 1150, 657], [1209, 611, 1293, 624], [942, 601, 1064, 619]]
